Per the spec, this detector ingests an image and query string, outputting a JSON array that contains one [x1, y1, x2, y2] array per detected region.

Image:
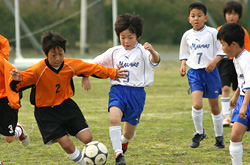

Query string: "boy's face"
[[46, 47, 64, 68], [225, 10, 239, 23], [220, 39, 236, 58], [119, 29, 140, 50], [188, 9, 208, 31]]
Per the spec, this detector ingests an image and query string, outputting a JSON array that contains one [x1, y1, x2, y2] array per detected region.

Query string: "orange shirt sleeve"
[[243, 28, 250, 52], [0, 35, 10, 61], [0, 57, 21, 109]]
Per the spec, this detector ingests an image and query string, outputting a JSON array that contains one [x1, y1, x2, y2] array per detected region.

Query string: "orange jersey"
[[11, 58, 117, 108], [0, 56, 21, 109], [0, 35, 10, 60], [217, 25, 250, 60]]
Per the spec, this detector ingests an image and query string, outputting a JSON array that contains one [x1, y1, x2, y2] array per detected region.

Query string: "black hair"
[[217, 22, 244, 48], [114, 13, 143, 39], [188, 2, 207, 15], [223, 1, 242, 20], [41, 31, 67, 56]]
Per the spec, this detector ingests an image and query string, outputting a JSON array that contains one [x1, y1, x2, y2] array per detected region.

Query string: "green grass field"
[[0, 60, 250, 164]]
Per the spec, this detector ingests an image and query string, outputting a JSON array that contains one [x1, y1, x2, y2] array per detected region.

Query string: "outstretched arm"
[[81, 77, 91, 91]]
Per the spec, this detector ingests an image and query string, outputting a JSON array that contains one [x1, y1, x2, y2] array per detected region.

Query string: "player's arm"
[[239, 88, 250, 119], [81, 77, 91, 91], [144, 42, 160, 63], [180, 60, 187, 77], [0, 36, 10, 60], [205, 56, 223, 72]]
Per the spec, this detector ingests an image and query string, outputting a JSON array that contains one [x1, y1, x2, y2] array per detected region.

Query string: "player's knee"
[[4, 136, 15, 143], [193, 104, 202, 110]]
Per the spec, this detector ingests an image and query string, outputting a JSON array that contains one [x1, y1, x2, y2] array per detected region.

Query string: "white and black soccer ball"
[[82, 141, 108, 165]]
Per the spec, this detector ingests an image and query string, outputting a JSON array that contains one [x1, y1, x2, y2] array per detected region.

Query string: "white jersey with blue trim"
[[179, 25, 226, 69], [92, 43, 160, 87], [233, 49, 250, 96]]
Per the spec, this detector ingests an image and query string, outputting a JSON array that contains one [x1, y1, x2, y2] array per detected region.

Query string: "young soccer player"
[[10, 31, 127, 165], [217, 1, 250, 127], [179, 2, 225, 149], [217, 22, 250, 165], [0, 35, 29, 148], [82, 13, 160, 164]]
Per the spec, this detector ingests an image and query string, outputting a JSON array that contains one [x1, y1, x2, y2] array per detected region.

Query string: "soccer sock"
[[211, 112, 223, 137], [15, 125, 22, 139], [67, 147, 85, 165], [192, 106, 203, 134], [229, 141, 243, 165], [121, 132, 136, 143], [109, 126, 122, 156], [221, 97, 231, 116]]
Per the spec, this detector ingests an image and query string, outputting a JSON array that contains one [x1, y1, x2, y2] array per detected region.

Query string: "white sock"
[[15, 125, 22, 139], [221, 97, 230, 116], [229, 141, 243, 165], [121, 132, 136, 143], [67, 147, 85, 165], [109, 126, 122, 156], [211, 112, 223, 137], [192, 106, 203, 134]]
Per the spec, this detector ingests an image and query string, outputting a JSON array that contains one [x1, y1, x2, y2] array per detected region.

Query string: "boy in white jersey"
[[179, 2, 225, 149], [82, 13, 160, 164], [218, 22, 250, 165]]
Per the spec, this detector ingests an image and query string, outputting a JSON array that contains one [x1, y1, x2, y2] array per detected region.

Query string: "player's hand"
[[115, 65, 127, 82], [239, 107, 247, 119], [81, 77, 91, 91], [230, 97, 237, 109], [144, 42, 154, 52], [180, 66, 186, 76], [205, 61, 216, 72], [10, 69, 21, 81]]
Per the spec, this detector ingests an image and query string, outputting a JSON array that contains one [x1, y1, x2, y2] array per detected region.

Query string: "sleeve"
[[10, 66, 37, 93], [243, 28, 250, 52], [1, 59, 21, 109], [0, 35, 11, 61], [214, 30, 226, 57], [243, 59, 250, 90], [72, 59, 117, 80], [92, 48, 114, 67], [179, 33, 189, 61]]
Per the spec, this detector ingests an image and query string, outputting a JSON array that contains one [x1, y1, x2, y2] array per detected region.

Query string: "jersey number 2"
[[56, 84, 60, 93]]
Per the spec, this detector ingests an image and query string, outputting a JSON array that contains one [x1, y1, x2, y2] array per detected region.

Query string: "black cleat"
[[190, 129, 206, 148], [115, 153, 126, 165], [215, 136, 225, 149]]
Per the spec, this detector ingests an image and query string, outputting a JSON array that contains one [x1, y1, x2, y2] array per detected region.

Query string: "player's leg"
[[109, 106, 125, 164], [208, 97, 224, 149], [56, 135, 85, 165], [230, 122, 247, 165], [75, 129, 92, 144], [122, 122, 136, 154], [190, 90, 206, 148], [221, 85, 231, 126], [4, 123, 29, 146]]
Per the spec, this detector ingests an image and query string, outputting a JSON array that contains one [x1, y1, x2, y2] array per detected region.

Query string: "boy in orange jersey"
[[0, 35, 29, 148], [217, 1, 250, 127], [10, 31, 127, 165]]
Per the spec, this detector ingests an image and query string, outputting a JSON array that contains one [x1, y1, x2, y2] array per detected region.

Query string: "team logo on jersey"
[[191, 43, 210, 50], [118, 61, 139, 68]]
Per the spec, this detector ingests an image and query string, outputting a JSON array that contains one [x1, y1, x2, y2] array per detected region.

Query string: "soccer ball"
[[82, 141, 108, 165]]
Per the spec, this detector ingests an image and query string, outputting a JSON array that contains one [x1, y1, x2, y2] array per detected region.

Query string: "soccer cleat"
[[215, 136, 225, 149], [16, 123, 29, 147], [190, 129, 206, 148], [115, 153, 126, 165], [223, 115, 231, 127], [122, 142, 129, 154]]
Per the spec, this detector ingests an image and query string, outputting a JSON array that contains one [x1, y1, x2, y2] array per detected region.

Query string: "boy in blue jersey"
[[218, 22, 250, 165], [179, 2, 225, 149]]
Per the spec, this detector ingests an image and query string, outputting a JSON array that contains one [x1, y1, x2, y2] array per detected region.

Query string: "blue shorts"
[[108, 85, 146, 126], [187, 68, 222, 98], [231, 95, 250, 131]]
